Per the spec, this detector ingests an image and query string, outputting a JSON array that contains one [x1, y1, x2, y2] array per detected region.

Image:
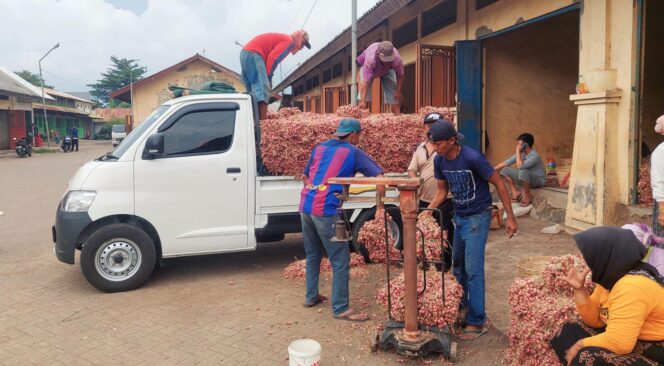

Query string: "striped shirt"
[[300, 140, 383, 216]]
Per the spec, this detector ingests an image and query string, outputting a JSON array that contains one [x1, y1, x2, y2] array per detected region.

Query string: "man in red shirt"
[[241, 30, 310, 120]]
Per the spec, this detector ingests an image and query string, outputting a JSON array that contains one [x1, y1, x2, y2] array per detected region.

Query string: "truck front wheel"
[[80, 223, 156, 292], [351, 207, 403, 263]]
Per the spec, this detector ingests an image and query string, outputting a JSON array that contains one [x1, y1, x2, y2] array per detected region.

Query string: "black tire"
[[80, 223, 156, 292], [351, 207, 403, 263]]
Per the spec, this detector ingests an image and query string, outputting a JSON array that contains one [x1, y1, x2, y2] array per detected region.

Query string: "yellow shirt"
[[578, 274, 664, 354]]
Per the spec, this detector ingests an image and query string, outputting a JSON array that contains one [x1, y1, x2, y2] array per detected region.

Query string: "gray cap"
[[377, 41, 395, 62]]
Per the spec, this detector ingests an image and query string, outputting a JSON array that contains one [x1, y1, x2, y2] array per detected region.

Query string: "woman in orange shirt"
[[550, 226, 664, 366]]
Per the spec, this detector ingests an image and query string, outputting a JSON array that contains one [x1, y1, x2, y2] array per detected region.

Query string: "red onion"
[[376, 271, 463, 329]]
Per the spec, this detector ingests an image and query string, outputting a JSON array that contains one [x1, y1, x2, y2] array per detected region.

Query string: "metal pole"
[[39, 62, 50, 147], [39, 42, 59, 148], [350, 0, 358, 106], [399, 186, 421, 338], [130, 67, 134, 129]]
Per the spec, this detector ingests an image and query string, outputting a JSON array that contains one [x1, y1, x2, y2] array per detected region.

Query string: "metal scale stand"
[[327, 177, 456, 362]]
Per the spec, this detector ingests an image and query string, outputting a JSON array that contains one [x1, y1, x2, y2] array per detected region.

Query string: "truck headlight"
[[61, 191, 97, 212]]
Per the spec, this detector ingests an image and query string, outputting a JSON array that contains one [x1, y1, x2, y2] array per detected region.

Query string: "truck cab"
[[53, 94, 402, 292]]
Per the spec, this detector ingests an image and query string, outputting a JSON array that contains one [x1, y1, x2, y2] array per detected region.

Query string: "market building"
[[273, 0, 664, 229], [110, 53, 245, 125]]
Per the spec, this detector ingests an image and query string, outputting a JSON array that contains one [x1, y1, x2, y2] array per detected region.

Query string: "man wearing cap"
[[408, 113, 454, 267], [299, 118, 383, 322], [356, 41, 405, 115], [422, 120, 517, 340], [240, 30, 311, 120]]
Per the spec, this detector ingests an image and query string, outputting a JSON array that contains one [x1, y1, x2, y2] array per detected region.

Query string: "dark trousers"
[[72, 138, 79, 151], [550, 321, 664, 365]]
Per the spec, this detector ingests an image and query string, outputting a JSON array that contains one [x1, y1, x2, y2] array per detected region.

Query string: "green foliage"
[[108, 98, 131, 109], [14, 70, 53, 89], [87, 56, 147, 106]]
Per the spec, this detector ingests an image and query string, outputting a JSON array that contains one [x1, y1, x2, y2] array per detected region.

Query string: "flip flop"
[[458, 327, 488, 341], [302, 295, 327, 308], [512, 193, 522, 203], [334, 308, 369, 322]]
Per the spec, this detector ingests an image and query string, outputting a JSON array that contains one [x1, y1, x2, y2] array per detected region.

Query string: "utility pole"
[[350, 0, 358, 106], [129, 67, 134, 130], [39, 42, 60, 147]]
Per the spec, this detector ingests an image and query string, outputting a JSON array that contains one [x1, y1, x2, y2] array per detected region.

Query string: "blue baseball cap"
[[428, 119, 464, 142], [333, 118, 362, 137]]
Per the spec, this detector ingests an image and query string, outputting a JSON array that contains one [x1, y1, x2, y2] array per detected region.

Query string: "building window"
[[476, 0, 498, 10], [332, 62, 343, 78], [422, 0, 457, 37], [322, 67, 332, 83], [392, 18, 418, 48], [306, 78, 313, 91], [311, 75, 320, 88]]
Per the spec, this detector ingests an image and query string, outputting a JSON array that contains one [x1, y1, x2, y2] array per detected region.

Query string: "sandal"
[[303, 295, 327, 308], [334, 308, 369, 322], [458, 326, 488, 341], [512, 193, 522, 203]]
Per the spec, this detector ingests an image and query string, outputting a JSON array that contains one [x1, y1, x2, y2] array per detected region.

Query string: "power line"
[[301, 0, 319, 29], [42, 69, 89, 89], [286, 0, 306, 30]]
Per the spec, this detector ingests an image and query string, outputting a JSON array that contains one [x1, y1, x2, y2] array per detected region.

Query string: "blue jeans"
[[300, 213, 350, 316], [452, 209, 492, 326], [240, 50, 271, 103]]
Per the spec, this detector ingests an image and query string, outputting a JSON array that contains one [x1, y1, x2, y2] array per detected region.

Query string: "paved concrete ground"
[[0, 141, 577, 365]]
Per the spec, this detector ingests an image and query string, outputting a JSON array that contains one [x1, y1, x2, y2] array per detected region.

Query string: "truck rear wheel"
[[80, 223, 156, 292], [351, 207, 403, 263]]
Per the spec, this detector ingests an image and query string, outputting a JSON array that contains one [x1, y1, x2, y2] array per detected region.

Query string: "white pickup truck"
[[53, 93, 402, 292]]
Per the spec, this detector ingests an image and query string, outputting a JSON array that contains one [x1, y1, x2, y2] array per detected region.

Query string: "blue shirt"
[[434, 146, 494, 217], [300, 139, 383, 216], [71, 127, 78, 138]]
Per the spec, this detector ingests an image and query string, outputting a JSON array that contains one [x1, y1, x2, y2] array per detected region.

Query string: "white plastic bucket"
[[288, 339, 321, 366]]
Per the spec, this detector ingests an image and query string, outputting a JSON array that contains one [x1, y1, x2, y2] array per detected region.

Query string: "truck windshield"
[[112, 125, 125, 133], [112, 105, 170, 159]]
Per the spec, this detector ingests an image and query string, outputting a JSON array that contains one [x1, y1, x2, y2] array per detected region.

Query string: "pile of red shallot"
[[376, 270, 463, 329], [336, 105, 370, 119], [357, 208, 401, 264], [282, 253, 366, 280], [542, 254, 594, 297], [260, 106, 453, 176], [416, 215, 447, 263], [638, 160, 653, 206], [265, 107, 302, 120], [506, 255, 594, 366]]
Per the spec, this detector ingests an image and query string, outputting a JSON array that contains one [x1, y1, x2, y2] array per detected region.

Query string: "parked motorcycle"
[[14, 136, 32, 158], [61, 135, 72, 153]]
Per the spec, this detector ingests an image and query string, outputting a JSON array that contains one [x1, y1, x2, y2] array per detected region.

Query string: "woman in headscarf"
[[651, 115, 664, 237], [550, 226, 664, 366]]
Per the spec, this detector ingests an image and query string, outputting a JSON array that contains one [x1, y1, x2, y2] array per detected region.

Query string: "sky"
[[0, 0, 379, 93]]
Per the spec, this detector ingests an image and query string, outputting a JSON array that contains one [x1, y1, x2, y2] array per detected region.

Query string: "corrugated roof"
[[33, 103, 90, 116], [273, 0, 410, 92], [110, 53, 242, 102], [0, 66, 55, 100], [44, 88, 92, 103], [65, 91, 93, 102]]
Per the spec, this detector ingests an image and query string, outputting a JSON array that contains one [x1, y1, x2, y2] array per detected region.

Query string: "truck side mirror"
[[143, 133, 164, 160]]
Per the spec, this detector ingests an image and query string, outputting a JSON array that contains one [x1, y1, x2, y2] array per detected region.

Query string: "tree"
[[14, 70, 53, 89], [87, 56, 147, 106]]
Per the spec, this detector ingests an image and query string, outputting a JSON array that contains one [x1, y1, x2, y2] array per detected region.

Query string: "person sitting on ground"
[[494, 133, 546, 207], [550, 226, 664, 366]]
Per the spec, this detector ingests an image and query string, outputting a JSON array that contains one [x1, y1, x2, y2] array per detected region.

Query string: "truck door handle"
[[227, 167, 241, 174]]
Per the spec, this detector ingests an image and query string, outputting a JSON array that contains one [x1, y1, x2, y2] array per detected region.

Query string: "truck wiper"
[[97, 153, 119, 161]]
